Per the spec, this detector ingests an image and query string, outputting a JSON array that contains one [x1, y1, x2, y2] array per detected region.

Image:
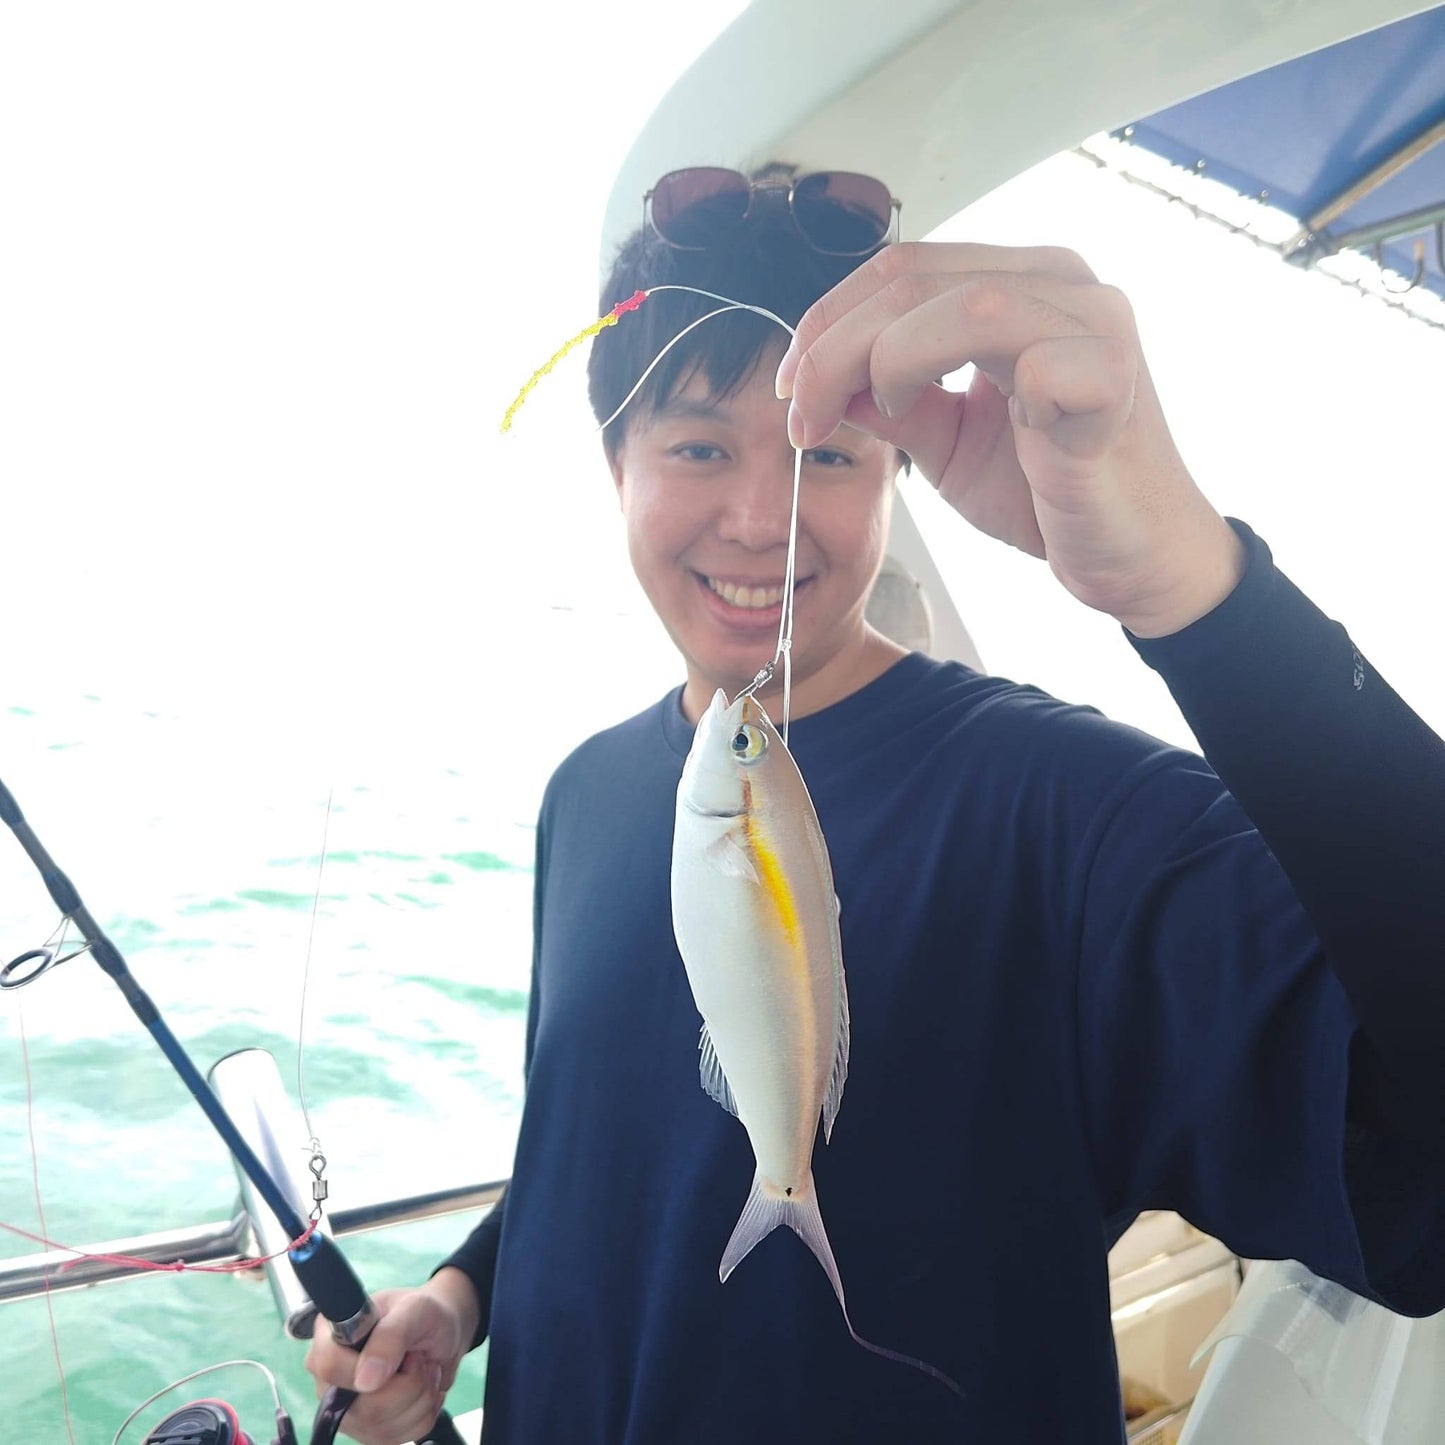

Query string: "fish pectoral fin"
[[697, 1021, 739, 1118], [702, 831, 759, 885], [822, 971, 851, 1144]]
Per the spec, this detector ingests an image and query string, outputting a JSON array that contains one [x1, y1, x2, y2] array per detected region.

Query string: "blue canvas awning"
[[1123, 5, 1445, 299]]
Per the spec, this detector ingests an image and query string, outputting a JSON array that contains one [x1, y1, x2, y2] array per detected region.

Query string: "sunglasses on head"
[[644, 167, 900, 256]]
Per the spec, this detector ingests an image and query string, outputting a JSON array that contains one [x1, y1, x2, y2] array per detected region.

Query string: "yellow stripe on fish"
[[743, 814, 804, 954]]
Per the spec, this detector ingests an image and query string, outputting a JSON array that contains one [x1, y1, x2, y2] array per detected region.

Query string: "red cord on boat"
[[1, 1211, 321, 1274]]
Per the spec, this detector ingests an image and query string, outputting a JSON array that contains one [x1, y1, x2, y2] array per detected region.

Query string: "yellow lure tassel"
[[500, 289, 649, 434]]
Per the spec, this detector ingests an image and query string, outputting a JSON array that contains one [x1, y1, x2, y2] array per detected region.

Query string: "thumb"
[[353, 1350, 398, 1394]]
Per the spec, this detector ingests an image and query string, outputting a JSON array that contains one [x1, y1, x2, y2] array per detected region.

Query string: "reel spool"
[[143, 1401, 253, 1444], [142, 1398, 296, 1445]]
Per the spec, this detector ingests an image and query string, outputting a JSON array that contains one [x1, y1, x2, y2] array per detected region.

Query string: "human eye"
[[803, 446, 855, 469], [670, 441, 728, 463]]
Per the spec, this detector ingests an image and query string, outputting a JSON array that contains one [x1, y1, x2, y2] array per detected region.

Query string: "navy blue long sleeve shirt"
[[442, 522, 1445, 1442]]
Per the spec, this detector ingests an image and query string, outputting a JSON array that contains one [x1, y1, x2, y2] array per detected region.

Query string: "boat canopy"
[[1124, 5, 1445, 301], [600, 0, 1435, 265]]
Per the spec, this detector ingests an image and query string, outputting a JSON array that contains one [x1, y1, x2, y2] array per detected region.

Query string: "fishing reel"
[[135, 1382, 435, 1445], [130, 1374, 374, 1445], [142, 1398, 296, 1445], [136, 1389, 387, 1445], [119, 1362, 308, 1445]]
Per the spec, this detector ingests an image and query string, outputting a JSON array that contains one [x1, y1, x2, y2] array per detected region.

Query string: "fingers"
[[304, 1288, 458, 1445], [346, 1301, 417, 1394], [330, 1358, 445, 1445], [380, 1354, 449, 1445], [785, 268, 1134, 451], [776, 241, 1098, 397], [1010, 333, 1138, 459], [304, 1342, 446, 1445], [305, 1330, 362, 1392]]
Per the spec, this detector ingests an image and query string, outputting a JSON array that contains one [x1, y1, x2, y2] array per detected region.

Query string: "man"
[[308, 166, 1445, 1442]]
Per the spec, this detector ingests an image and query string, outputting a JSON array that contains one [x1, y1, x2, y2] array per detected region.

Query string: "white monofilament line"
[[297, 786, 333, 1150], [110, 1360, 283, 1445], [595, 284, 803, 740]]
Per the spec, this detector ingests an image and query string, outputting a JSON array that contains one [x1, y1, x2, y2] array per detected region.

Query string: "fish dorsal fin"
[[698, 1020, 739, 1118], [822, 972, 850, 1143], [703, 831, 759, 885]]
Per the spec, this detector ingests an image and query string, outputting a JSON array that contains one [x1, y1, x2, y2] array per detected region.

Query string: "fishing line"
[[503, 285, 805, 740], [15, 995, 77, 1445], [593, 304, 741, 433], [296, 787, 333, 1218], [110, 1359, 283, 1445], [787, 1186, 967, 1401], [837, 1296, 966, 1402], [0, 1215, 319, 1275]]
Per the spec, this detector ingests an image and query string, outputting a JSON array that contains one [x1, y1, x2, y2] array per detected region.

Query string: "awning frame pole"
[[1281, 114, 1445, 257]]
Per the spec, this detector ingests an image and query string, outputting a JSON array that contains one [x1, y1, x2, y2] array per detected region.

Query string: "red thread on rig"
[[610, 289, 648, 318], [1, 1215, 322, 1275]]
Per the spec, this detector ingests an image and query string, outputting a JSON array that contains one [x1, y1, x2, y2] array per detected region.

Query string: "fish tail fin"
[[719, 1170, 845, 1305], [720, 1170, 968, 1404], [719, 1170, 790, 1284]]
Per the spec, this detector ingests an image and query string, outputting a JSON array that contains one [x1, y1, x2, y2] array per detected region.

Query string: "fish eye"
[[730, 724, 767, 764]]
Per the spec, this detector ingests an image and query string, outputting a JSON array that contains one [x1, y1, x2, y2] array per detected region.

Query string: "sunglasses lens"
[[650, 168, 751, 248], [791, 172, 893, 254]]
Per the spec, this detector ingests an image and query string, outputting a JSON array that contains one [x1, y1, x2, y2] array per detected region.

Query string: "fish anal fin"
[[822, 972, 850, 1144], [697, 1021, 739, 1118]]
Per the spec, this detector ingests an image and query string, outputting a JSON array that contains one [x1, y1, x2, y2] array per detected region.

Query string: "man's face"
[[610, 350, 900, 718]]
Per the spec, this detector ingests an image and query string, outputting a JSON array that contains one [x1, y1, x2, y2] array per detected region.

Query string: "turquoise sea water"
[[0, 692, 544, 1441]]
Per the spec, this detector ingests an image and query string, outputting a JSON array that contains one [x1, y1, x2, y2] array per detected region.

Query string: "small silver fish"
[[671, 688, 850, 1300], [671, 688, 965, 1401]]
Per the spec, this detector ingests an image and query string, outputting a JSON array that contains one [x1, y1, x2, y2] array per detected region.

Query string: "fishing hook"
[[733, 662, 776, 704]]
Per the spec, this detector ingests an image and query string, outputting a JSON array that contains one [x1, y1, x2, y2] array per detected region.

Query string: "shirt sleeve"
[[1074, 523, 1445, 1317], [433, 805, 549, 1349], [1128, 520, 1445, 1152]]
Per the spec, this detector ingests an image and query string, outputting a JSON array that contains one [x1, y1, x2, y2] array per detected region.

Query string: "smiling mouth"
[[697, 573, 805, 610]]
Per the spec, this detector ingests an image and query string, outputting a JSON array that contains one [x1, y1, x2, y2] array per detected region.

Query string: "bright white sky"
[[2, 1, 1442, 792]]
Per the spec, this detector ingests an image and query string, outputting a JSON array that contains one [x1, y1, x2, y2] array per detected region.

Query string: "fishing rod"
[[0, 774, 466, 1445]]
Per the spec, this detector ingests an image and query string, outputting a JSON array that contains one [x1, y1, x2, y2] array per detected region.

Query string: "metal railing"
[[0, 1178, 506, 1305]]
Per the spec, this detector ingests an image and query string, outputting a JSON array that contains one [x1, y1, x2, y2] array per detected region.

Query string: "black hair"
[[587, 162, 886, 457]]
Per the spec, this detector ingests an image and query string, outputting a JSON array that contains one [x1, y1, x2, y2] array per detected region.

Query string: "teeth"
[[705, 576, 787, 609]]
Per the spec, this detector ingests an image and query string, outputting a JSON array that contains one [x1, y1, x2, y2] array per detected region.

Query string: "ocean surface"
[[0, 687, 564, 1442]]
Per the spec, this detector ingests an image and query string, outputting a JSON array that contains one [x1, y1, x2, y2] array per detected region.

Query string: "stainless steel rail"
[[0, 1178, 506, 1305]]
